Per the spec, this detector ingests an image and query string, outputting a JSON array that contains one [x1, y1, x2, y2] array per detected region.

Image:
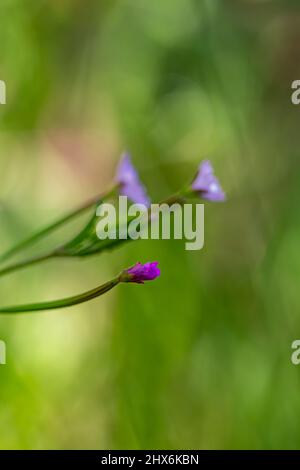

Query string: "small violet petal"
[[125, 261, 160, 284], [192, 160, 226, 202], [116, 153, 151, 207]]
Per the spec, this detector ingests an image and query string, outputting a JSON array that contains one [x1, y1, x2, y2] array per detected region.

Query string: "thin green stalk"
[[0, 278, 120, 314], [0, 187, 117, 264], [0, 191, 186, 279], [0, 252, 56, 278]]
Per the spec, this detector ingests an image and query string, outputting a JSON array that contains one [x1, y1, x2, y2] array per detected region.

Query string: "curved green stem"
[[0, 187, 117, 264], [0, 278, 120, 314], [0, 190, 185, 279], [0, 251, 56, 278]]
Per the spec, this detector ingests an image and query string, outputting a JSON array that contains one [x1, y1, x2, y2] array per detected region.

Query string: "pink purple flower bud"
[[192, 160, 225, 202], [120, 261, 160, 284], [116, 153, 151, 207]]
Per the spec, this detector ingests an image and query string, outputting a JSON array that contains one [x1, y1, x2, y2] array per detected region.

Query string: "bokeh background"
[[0, 0, 300, 449]]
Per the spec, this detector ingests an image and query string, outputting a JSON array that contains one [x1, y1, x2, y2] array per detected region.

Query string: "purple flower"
[[192, 160, 226, 202], [116, 152, 150, 207], [120, 261, 160, 284]]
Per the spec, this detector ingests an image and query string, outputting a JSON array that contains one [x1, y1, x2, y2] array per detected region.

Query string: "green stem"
[[0, 187, 117, 264], [0, 252, 56, 278], [0, 278, 120, 314], [0, 190, 185, 278]]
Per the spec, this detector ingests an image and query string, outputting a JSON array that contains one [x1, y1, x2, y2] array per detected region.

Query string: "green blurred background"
[[0, 0, 300, 449]]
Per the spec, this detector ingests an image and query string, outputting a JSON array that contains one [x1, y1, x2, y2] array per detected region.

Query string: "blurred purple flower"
[[116, 152, 150, 207], [192, 160, 225, 202], [121, 261, 160, 284]]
